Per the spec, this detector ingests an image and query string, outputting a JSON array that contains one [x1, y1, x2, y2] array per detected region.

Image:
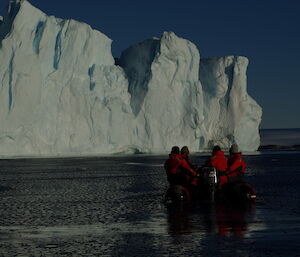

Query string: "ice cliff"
[[0, 0, 262, 157]]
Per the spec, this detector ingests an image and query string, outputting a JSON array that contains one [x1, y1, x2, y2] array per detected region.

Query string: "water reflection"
[[166, 201, 256, 238]]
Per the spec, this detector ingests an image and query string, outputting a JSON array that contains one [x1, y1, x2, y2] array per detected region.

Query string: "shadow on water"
[[166, 201, 256, 238]]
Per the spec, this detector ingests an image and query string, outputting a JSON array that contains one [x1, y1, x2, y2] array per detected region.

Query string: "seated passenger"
[[220, 144, 246, 186], [204, 145, 227, 172], [181, 146, 198, 170], [201, 145, 228, 186], [164, 146, 198, 188]]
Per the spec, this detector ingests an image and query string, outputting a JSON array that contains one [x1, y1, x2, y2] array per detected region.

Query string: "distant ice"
[[260, 129, 300, 146]]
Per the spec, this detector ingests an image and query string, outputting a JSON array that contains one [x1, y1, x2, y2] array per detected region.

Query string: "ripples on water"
[[0, 153, 299, 256]]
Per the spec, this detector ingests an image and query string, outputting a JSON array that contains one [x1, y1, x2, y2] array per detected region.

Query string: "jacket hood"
[[181, 154, 189, 159], [230, 152, 242, 157], [213, 150, 225, 156], [169, 153, 182, 159]]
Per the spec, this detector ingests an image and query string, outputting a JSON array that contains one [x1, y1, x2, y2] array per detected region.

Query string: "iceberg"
[[200, 57, 262, 151], [0, 0, 262, 157]]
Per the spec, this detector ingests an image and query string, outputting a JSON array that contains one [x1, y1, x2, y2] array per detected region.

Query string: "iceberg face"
[[120, 32, 205, 152], [0, 0, 262, 156], [200, 57, 262, 151], [0, 0, 133, 156]]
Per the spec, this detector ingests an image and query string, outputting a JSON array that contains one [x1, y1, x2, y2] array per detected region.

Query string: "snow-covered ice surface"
[[0, 154, 299, 256], [0, 0, 262, 157]]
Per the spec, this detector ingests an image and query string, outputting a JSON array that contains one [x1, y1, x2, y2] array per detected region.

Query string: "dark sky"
[[1, 0, 299, 129]]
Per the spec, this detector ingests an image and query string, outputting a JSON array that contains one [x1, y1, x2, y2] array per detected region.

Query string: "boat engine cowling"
[[202, 167, 218, 186], [202, 167, 218, 201]]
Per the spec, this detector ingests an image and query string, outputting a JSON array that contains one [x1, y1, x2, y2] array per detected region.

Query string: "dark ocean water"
[[260, 128, 300, 146], [0, 150, 300, 256]]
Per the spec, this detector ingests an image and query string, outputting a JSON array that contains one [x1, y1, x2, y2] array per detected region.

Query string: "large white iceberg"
[[200, 57, 262, 151], [0, 0, 262, 157]]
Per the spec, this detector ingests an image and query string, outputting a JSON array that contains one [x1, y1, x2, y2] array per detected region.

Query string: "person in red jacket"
[[181, 146, 198, 170], [164, 146, 198, 187], [219, 144, 246, 186], [202, 145, 228, 186], [204, 145, 227, 172]]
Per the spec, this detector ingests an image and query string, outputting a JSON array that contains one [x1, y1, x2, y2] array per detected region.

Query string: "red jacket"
[[226, 153, 246, 178], [181, 154, 198, 170], [206, 150, 227, 171], [164, 153, 197, 177]]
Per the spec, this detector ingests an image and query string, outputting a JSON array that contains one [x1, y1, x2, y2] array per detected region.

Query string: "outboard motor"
[[202, 167, 218, 202]]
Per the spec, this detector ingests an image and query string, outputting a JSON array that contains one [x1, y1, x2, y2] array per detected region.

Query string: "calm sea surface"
[[0, 150, 300, 256], [260, 128, 300, 146]]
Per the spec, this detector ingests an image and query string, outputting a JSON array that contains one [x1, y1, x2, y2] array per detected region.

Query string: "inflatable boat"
[[164, 167, 256, 204]]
